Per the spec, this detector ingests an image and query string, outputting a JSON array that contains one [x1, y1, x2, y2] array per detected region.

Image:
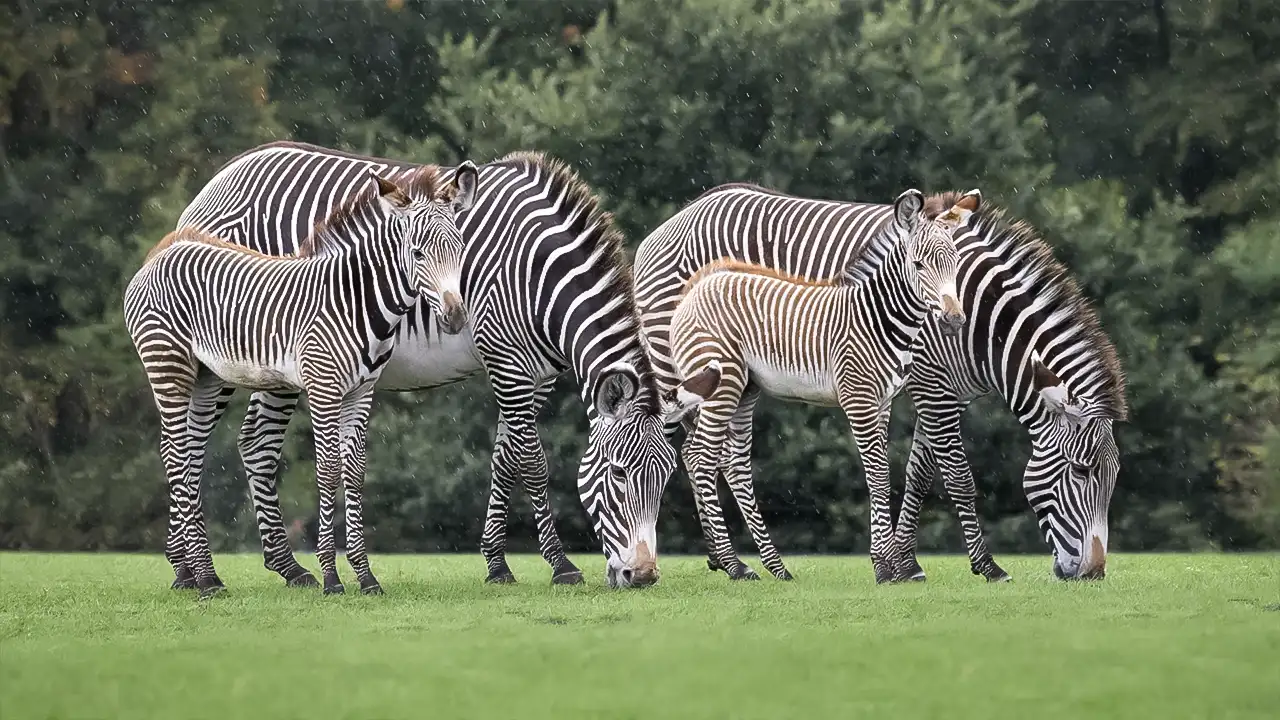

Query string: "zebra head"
[[581, 360, 692, 589], [894, 188, 971, 334], [372, 161, 479, 334], [1028, 353, 1120, 580]]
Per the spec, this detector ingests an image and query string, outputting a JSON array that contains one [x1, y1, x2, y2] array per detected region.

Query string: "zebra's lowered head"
[[1029, 352, 1123, 580], [371, 161, 478, 335], [586, 348, 723, 590]]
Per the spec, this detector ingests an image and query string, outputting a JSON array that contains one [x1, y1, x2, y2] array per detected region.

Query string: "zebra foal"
[[124, 166, 477, 597], [666, 190, 969, 583]]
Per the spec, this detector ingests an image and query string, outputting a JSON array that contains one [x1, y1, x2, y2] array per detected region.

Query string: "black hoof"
[[171, 573, 197, 590], [727, 565, 760, 581], [196, 585, 224, 601], [552, 570, 584, 585], [706, 557, 724, 572], [360, 582, 384, 596], [874, 566, 897, 585], [775, 568, 795, 581], [323, 583, 345, 595], [986, 572, 1013, 583], [286, 572, 320, 588], [485, 571, 517, 584]]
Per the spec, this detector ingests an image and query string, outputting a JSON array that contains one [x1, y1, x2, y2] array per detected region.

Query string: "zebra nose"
[[939, 295, 966, 333], [438, 291, 467, 335]]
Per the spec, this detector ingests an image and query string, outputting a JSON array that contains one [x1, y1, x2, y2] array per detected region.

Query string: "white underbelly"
[[376, 327, 484, 390], [194, 346, 302, 391], [745, 353, 838, 406]]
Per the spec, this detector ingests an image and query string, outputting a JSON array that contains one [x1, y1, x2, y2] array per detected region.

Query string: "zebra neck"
[[856, 243, 931, 350], [336, 242, 417, 342]]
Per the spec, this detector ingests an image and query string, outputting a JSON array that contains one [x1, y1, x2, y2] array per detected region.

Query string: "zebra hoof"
[[323, 583, 345, 595], [552, 570, 584, 585], [727, 565, 760, 581], [874, 566, 898, 585], [359, 582, 384, 596], [286, 572, 320, 588], [171, 569, 197, 590], [196, 585, 225, 601], [774, 568, 795, 581], [485, 571, 517, 585], [706, 558, 724, 573], [987, 572, 1013, 583]]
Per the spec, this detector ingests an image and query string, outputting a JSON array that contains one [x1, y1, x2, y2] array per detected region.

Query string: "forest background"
[[2, 0, 1277, 556]]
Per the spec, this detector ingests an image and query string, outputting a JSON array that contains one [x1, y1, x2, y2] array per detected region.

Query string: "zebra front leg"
[[844, 400, 900, 584], [305, 393, 346, 595], [339, 389, 382, 595], [893, 429, 937, 582], [678, 417, 723, 574], [720, 392, 791, 580], [238, 391, 317, 587], [930, 425, 1009, 582], [524, 383, 581, 584]]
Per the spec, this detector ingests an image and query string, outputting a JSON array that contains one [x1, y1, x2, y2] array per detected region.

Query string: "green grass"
[[1, 553, 1277, 719]]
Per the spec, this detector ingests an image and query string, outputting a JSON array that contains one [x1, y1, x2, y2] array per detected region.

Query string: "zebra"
[[664, 189, 967, 583], [174, 142, 689, 589], [125, 167, 476, 598], [634, 183, 1127, 582]]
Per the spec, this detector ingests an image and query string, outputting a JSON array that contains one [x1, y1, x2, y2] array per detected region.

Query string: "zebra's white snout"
[[437, 291, 468, 335]]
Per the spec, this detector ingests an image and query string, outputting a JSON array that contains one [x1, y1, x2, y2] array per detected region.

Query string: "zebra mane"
[[928, 191, 1128, 420], [836, 211, 901, 287], [299, 165, 447, 259], [145, 227, 297, 264], [683, 259, 837, 296], [494, 151, 660, 413]]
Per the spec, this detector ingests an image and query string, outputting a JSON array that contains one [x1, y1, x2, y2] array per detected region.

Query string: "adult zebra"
[[176, 142, 690, 589], [634, 184, 1126, 581]]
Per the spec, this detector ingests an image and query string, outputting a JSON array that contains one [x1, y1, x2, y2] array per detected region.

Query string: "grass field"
[[1, 553, 1277, 719]]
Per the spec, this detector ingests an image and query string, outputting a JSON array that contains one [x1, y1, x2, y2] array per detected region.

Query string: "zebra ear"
[[662, 361, 722, 424], [1031, 355, 1084, 425], [938, 189, 982, 227], [371, 172, 411, 215], [452, 161, 479, 214], [894, 189, 925, 232], [595, 363, 641, 421]]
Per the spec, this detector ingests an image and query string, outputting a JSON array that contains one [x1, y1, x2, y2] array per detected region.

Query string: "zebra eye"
[[1070, 462, 1090, 477], [412, 249, 425, 260], [912, 260, 924, 270]]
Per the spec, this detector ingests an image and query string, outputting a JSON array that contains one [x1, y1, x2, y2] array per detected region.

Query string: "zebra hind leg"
[[183, 374, 233, 599], [339, 391, 382, 595], [687, 395, 758, 582], [238, 391, 318, 588]]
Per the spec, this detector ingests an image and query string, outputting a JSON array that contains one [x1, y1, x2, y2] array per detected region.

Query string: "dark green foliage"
[[1, 0, 1275, 554]]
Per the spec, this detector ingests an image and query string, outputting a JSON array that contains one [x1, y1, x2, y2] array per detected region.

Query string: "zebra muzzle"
[[438, 291, 468, 335], [938, 294, 966, 335]]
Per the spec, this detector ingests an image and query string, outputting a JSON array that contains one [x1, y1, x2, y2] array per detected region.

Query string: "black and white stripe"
[[665, 190, 967, 583], [635, 185, 1126, 581], [126, 170, 469, 597], [177, 142, 678, 588]]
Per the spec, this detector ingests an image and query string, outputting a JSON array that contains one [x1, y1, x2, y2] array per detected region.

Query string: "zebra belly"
[[193, 346, 302, 391], [376, 327, 483, 391], [743, 353, 839, 406]]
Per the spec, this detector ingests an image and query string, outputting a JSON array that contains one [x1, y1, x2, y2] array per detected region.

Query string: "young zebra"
[[666, 189, 969, 583], [124, 166, 477, 598]]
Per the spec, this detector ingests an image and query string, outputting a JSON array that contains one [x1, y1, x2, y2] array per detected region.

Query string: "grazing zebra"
[[125, 168, 474, 598], [635, 184, 1126, 581], [175, 142, 686, 589], [666, 189, 967, 583]]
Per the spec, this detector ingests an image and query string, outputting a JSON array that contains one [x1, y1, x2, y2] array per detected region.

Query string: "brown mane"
[[683, 259, 838, 297], [494, 150, 661, 414], [297, 165, 448, 258], [145, 227, 299, 264], [929, 192, 1129, 420]]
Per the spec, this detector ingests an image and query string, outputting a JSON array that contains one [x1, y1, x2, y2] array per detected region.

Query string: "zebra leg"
[[929, 421, 1010, 582], [524, 383, 581, 585], [844, 400, 899, 584], [339, 388, 382, 595], [181, 373, 231, 599], [893, 428, 938, 582], [237, 391, 317, 587], [306, 394, 346, 595], [688, 392, 758, 581], [720, 391, 791, 580], [680, 431, 728, 575]]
